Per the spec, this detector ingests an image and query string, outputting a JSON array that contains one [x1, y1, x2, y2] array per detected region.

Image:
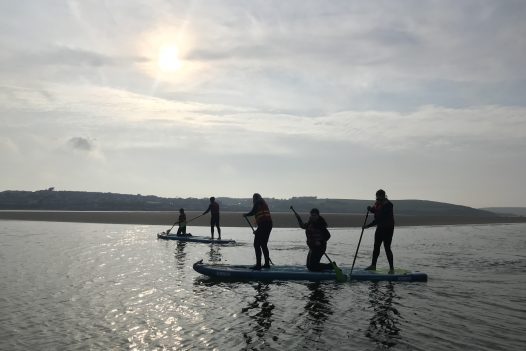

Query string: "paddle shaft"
[[323, 252, 335, 265], [289, 206, 302, 224], [167, 213, 205, 233], [350, 211, 369, 276], [243, 215, 255, 232]]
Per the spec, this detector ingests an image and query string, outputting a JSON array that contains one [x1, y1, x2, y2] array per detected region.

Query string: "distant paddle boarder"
[[363, 189, 395, 274], [243, 193, 273, 270], [203, 197, 221, 240], [176, 208, 187, 236]]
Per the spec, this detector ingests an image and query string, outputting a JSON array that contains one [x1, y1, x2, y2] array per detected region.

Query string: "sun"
[[158, 45, 182, 72]]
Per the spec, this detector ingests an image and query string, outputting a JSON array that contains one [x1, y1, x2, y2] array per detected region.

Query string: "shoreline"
[[1, 210, 525, 227]]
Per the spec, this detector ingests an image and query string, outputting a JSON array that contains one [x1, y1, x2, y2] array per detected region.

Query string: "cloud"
[[67, 137, 93, 151]]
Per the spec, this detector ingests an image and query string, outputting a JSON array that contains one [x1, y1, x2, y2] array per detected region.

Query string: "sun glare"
[[158, 46, 182, 72]]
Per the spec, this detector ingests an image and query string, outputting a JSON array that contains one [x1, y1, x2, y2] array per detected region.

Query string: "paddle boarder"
[[293, 208, 333, 271], [363, 189, 395, 274], [243, 193, 273, 270], [203, 196, 221, 240], [176, 208, 187, 236]]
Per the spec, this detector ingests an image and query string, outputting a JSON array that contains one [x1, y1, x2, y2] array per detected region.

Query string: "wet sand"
[[1, 210, 525, 227]]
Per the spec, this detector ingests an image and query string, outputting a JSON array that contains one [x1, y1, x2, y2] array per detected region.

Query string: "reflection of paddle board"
[[193, 260, 428, 282], [157, 232, 236, 244]]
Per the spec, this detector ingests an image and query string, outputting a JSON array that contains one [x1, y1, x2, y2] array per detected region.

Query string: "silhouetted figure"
[[243, 193, 273, 270], [203, 196, 221, 240], [176, 208, 187, 236], [294, 208, 333, 271], [363, 189, 395, 273]]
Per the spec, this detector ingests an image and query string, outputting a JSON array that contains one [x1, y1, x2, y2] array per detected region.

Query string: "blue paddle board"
[[157, 233, 236, 244], [193, 260, 427, 282]]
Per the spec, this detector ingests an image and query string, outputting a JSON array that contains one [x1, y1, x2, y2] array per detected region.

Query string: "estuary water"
[[0, 220, 525, 350]]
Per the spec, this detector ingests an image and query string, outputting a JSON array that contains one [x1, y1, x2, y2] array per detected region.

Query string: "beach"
[[1, 210, 525, 227]]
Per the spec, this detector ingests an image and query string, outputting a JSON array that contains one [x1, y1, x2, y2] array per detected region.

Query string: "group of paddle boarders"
[[169, 189, 396, 273]]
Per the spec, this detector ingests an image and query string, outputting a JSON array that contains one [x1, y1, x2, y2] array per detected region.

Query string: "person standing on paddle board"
[[203, 197, 221, 240], [243, 193, 273, 270], [363, 189, 395, 274], [293, 208, 333, 272], [176, 208, 187, 236]]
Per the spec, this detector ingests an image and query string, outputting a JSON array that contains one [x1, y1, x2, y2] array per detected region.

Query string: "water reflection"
[[208, 245, 222, 263], [366, 282, 401, 348], [304, 282, 332, 332], [241, 283, 274, 345], [174, 241, 186, 267]]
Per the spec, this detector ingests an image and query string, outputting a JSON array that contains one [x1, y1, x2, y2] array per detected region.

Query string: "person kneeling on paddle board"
[[294, 208, 333, 272], [363, 189, 395, 274], [243, 193, 273, 270]]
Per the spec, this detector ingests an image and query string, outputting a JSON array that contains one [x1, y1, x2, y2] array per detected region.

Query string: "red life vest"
[[254, 200, 272, 225], [373, 200, 395, 227], [306, 224, 326, 247]]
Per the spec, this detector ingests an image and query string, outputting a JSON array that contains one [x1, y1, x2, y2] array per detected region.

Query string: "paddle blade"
[[332, 262, 348, 282]]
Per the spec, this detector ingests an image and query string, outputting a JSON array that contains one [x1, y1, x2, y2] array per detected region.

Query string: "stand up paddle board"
[[193, 260, 427, 282], [157, 233, 236, 244]]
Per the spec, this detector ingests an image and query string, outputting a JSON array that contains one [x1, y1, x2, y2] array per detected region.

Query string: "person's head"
[[252, 193, 262, 203], [309, 208, 320, 220], [210, 196, 215, 203], [179, 208, 184, 213], [376, 189, 387, 202]]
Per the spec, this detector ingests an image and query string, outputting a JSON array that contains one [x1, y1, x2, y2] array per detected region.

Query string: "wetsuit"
[[367, 200, 395, 269], [244, 199, 273, 268], [298, 217, 332, 272], [203, 201, 221, 239]]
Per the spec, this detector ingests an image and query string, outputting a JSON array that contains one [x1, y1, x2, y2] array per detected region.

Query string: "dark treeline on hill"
[[0, 190, 500, 217]]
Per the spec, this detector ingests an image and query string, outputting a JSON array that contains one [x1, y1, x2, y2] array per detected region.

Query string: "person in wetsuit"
[[203, 196, 221, 240], [363, 189, 395, 274], [243, 193, 273, 270], [176, 208, 187, 236], [293, 208, 333, 272]]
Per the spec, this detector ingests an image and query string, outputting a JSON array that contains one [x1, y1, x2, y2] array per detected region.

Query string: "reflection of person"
[[293, 208, 333, 271], [203, 197, 221, 240], [241, 283, 273, 342], [208, 246, 222, 263], [243, 193, 273, 270], [363, 189, 395, 274], [176, 208, 187, 236], [366, 282, 400, 348], [304, 282, 332, 332]]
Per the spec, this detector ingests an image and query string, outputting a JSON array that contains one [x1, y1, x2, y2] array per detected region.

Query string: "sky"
[[1, 0, 525, 208]]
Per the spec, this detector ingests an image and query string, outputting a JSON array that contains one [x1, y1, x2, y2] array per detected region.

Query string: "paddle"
[[166, 213, 205, 234], [243, 215, 256, 233], [349, 211, 369, 277], [324, 253, 347, 283], [289, 206, 346, 282]]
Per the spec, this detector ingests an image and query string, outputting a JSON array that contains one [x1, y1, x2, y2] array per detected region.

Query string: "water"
[[0, 221, 525, 350]]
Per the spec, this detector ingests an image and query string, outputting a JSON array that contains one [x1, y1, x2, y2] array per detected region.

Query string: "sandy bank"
[[1, 210, 525, 227]]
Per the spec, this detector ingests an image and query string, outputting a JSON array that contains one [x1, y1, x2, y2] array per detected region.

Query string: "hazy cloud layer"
[[1, 0, 525, 207]]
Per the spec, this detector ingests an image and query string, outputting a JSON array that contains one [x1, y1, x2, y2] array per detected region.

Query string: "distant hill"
[[0, 190, 498, 217], [481, 207, 526, 217]]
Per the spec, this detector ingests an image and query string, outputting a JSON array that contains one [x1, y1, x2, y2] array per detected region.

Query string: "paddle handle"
[[350, 211, 369, 276]]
